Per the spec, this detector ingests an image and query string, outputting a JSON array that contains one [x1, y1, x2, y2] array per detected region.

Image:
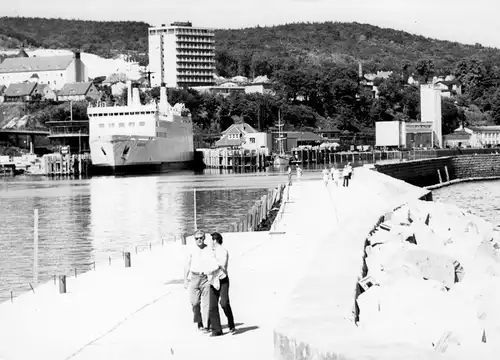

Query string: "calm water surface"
[[0, 168, 323, 302], [433, 180, 500, 229]]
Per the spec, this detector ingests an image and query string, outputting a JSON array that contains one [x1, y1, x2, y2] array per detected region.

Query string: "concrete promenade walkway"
[[0, 175, 366, 360]]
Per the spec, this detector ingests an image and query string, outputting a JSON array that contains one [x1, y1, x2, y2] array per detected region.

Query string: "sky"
[[3, 0, 500, 48]]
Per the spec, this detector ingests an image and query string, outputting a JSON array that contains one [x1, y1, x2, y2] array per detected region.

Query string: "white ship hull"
[[90, 135, 194, 174], [88, 84, 195, 175]]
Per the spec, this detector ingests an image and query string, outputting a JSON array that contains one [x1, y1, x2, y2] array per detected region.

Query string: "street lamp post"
[[78, 129, 82, 176]]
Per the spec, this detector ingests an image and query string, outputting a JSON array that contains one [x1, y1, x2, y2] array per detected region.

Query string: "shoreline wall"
[[375, 154, 500, 188]]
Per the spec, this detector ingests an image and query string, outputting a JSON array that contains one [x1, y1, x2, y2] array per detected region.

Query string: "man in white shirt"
[[184, 230, 218, 332], [207, 232, 236, 335]]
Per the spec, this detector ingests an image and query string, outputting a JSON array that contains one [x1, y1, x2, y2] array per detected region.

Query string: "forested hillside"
[[2, 17, 500, 137], [0, 17, 149, 57], [2, 17, 500, 72]]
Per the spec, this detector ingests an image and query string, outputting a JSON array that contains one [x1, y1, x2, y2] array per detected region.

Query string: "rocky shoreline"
[[357, 199, 500, 356]]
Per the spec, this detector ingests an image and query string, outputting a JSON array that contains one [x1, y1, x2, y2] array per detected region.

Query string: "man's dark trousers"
[[208, 277, 235, 332]]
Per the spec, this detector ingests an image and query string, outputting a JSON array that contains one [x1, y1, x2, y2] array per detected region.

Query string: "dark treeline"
[[2, 18, 500, 134]]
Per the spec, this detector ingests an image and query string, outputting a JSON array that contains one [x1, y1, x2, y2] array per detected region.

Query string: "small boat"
[[273, 109, 292, 166]]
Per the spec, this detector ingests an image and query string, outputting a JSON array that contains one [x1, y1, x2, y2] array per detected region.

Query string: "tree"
[[491, 90, 500, 125], [441, 97, 460, 135], [401, 59, 412, 82], [415, 59, 435, 83], [453, 57, 488, 97]]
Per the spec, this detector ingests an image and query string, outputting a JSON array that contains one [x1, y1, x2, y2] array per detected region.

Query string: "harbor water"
[[432, 180, 500, 228], [0, 169, 321, 302]]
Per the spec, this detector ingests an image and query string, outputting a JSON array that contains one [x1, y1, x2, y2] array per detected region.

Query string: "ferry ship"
[[87, 82, 194, 174]]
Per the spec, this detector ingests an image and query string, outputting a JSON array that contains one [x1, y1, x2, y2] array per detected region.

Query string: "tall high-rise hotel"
[[148, 22, 216, 88]]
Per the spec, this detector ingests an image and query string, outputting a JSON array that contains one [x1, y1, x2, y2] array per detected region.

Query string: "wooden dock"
[[0, 163, 15, 176], [197, 148, 269, 171], [42, 153, 92, 176], [291, 148, 409, 166]]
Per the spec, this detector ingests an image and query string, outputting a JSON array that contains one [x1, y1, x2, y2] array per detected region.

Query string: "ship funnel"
[[132, 88, 141, 106], [126, 80, 132, 106], [159, 86, 169, 114]]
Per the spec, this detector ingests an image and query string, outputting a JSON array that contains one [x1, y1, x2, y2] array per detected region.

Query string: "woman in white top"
[[322, 167, 329, 187], [331, 166, 340, 188], [296, 166, 302, 181]]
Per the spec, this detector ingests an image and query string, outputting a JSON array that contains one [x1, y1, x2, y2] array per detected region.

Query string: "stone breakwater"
[[358, 199, 500, 357]]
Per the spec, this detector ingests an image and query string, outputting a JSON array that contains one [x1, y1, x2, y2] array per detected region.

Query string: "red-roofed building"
[[0, 52, 87, 90]]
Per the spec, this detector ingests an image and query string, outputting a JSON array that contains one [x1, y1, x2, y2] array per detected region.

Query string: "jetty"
[[41, 153, 91, 176], [0, 167, 499, 359], [197, 148, 268, 171]]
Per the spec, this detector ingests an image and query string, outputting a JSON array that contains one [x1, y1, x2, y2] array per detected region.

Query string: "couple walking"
[[184, 230, 236, 337], [322, 163, 352, 187]]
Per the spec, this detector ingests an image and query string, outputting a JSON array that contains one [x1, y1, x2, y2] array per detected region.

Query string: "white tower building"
[[148, 21, 216, 88], [420, 85, 443, 148]]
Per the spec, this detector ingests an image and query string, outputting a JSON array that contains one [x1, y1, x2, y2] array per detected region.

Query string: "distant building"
[[375, 120, 434, 149], [453, 125, 500, 147], [35, 84, 57, 101], [102, 73, 128, 86], [0, 52, 87, 90], [192, 76, 274, 96], [316, 128, 341, 142], [215, 123, 269, 150], [46, 118, 89, 154], [433, 79, 462, 97], [420, 85, 443, 148], [192, 82, 246, 97], [3, 82, 38, 102], [110, 81, 127, 96], [270, 131, 323, 153], [58, 82, 100, 102], [443, 130, 471, 148], [244, 82, 275, 95], [148, 22, 215, 88], [360, 71, 393, 98]]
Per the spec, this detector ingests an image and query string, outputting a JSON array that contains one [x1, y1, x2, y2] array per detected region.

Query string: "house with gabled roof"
[[57, 82, 100, 101], [34, 84, 57, 101], [0, 52, 87, 91], [3, 82, 38, 102], [215, 122, 269, 150]]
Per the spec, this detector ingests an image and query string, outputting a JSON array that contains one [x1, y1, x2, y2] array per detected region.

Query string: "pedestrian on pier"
[[184, 230, 217, 333], [296, 165, 303, 181], [322, 167, 329, 187], [206, 232, 236, 337], [342, 165, 350, 187], [347, 162, 353, 180], [287, 166, 292, 186], [332, 166, 341, 188]]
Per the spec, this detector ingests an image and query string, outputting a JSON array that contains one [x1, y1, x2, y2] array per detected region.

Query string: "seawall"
[[374, 154, 500, 188]]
